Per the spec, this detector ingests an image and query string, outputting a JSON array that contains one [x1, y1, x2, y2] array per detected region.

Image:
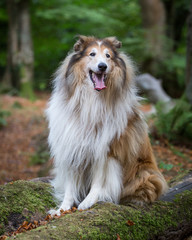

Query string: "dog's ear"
[[104, 36, 122, 49], [74, 35, 97, 52], [74, 35, 86, 52], [74, 35, 94, 52]]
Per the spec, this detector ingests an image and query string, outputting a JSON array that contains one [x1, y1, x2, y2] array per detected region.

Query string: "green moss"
[[0, 180, 56, 236], [9, 190, 192, 240], [1, 179, 191, 239]]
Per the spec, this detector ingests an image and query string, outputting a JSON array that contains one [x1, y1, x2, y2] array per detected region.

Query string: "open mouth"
[[89, 70, 107, 91]]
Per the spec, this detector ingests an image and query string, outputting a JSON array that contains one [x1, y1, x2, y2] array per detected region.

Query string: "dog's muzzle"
[[89, 62, 107, 91]]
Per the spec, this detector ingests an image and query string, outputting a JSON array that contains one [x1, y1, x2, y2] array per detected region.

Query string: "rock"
[[0, 180, 56, 236], [0, 173, 192, 240]]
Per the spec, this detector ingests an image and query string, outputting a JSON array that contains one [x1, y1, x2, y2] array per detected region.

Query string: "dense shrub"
[[155, 99, 192, 141]]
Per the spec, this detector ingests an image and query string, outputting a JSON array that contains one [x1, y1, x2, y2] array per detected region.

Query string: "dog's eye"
[[106, 53, 110, 58], [90, 52, 96, 57]]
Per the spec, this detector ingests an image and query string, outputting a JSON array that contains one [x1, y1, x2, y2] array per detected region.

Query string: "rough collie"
[[46, 36, 168, 215]]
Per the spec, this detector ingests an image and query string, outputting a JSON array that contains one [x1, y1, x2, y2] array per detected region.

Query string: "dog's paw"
[[78, 200, 94, 210], [78, 191, 99, 210], [49, 204, 72, 217], [48, 208, 62, 217], [78, 203, 89, 210]]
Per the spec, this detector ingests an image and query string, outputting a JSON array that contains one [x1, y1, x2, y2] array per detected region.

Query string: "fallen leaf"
[[116, 233, 121, 240], [33, 220, 38, 226], [60, 209, 64, 214], [72, 207, 77, 211], [39, 221, 47, 226], [126, 220, 135, 226], [45, 214, 52, 221]]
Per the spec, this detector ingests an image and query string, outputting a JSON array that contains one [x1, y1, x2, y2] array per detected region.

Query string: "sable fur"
[[46, 36, 168, 215]]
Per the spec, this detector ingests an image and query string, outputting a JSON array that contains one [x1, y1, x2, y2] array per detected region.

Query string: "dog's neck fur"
[[47, 76, 140, 172]]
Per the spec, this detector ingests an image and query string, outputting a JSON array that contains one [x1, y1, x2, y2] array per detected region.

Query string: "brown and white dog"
[[46, 36, 168, 215]]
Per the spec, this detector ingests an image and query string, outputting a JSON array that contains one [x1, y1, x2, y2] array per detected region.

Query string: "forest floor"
[[0, 93, 192, 185]]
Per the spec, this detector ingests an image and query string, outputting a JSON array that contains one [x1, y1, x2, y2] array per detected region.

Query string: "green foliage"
[[31, 0, 142, 89], [159, 161, 173, 171], [0, 0, 188, 95], [30, 131, 50, 165], [12, 101, 23, 109], [20, 81, 36, 101], [30, 151, 50, 165], [161, 53, 186, 88], [157, 37, 187, 97], [0, 109, 10, 128], [155, 99, 192, 141]]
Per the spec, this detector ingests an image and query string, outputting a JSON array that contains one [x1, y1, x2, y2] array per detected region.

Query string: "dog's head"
[[64, 36, 134, 97], [74, 36, 122, 91]]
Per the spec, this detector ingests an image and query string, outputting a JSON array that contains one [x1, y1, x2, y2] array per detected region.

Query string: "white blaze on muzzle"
[[88, 45, 110, 91]]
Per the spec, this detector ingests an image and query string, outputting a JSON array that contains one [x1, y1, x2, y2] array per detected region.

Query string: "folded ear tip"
[[73, 40, 81, 52], [116, 41, 122, 48], [74, 35, 90, 51], [104, 36, 122, 48], [113, 37, 122, 48], [73, 35, 84, 51], [76, 35, 87, 42]]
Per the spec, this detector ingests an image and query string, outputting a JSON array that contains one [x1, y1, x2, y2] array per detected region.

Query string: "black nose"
[[98, 62, 107, 72]]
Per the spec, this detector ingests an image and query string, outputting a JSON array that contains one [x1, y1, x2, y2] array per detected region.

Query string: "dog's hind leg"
[[120, 136, 168, 205], [120, 169, 168, 205], [78, 158, 122, 210]]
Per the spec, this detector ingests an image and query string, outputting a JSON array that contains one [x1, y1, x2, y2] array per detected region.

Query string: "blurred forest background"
[[0, 0, 192, 184]]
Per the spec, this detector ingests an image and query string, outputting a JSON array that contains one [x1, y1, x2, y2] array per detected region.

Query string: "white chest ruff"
[[47, 86, 136, 170]]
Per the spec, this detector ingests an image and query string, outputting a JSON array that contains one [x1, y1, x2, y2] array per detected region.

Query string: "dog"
[[46, 36, 168, 216]]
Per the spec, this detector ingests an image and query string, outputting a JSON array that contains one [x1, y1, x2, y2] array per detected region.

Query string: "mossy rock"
[[7, 191, 192, 240], [0, 180, 56, 235], [1, 177, 192, 240]]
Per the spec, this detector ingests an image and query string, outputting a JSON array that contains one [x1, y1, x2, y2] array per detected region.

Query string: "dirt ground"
[[0, 94, 191, 185], [0, 94, 49, 184]]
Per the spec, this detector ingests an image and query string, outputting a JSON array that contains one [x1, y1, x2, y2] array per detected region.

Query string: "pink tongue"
[[93, 73, 106, 91]]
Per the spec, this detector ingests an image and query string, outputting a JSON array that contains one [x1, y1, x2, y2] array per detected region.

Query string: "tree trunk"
[[2, 0, 19, 89], [0, 172, 192, 239], [164, 0, 189, 51], [18, 0, 34, 99], [2, 0, 34, 99], [139, 0, 166, 73], [186, 1, 192, 105]]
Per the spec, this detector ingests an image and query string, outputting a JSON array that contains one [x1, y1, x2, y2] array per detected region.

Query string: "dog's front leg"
[[49, 175, 75, 216], [78, 158, 122, 210], [78, 181, 101, 210]]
